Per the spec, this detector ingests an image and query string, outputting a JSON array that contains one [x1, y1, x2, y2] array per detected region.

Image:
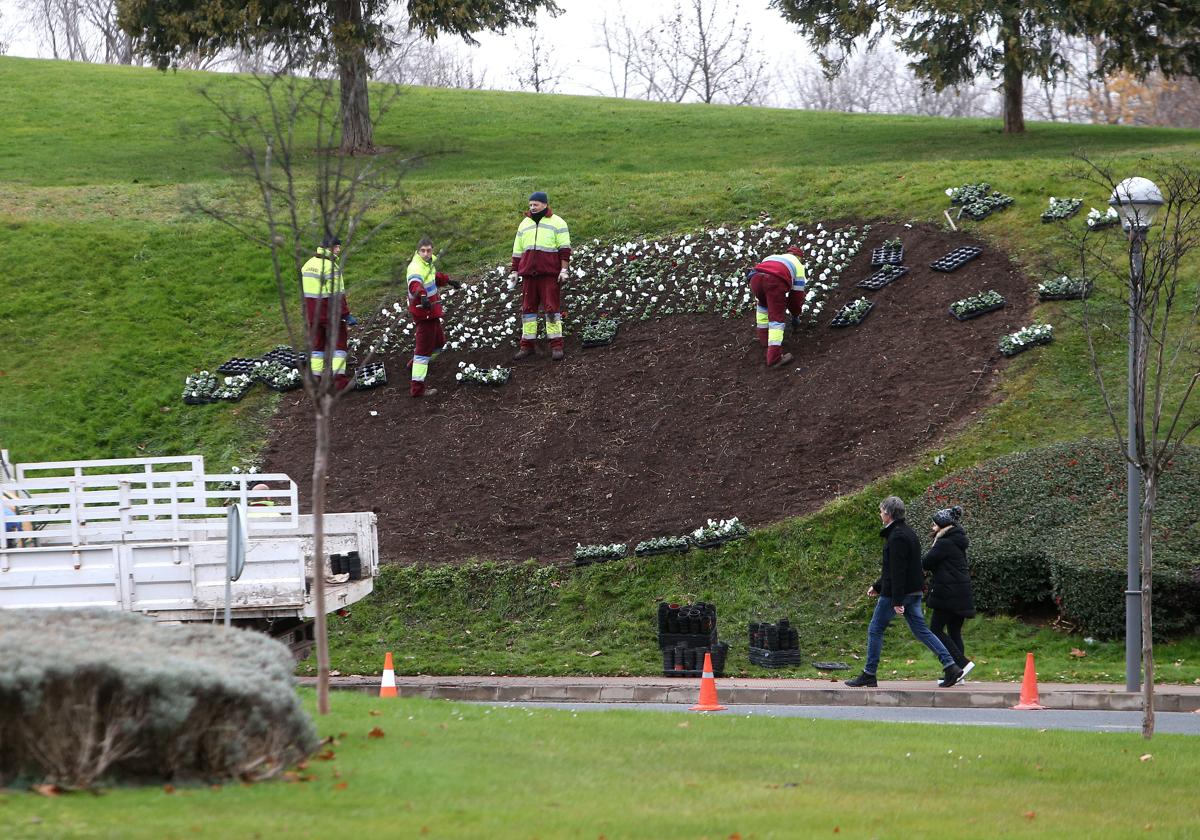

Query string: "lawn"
[[2, 692, 1197, 839]]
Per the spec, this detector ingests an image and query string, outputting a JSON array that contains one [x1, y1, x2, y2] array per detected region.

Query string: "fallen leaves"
[[1069, 648, 1087, 658], [1024, 811, 1037, 821], [1140, 754, 1153, 762], [31, 784, 61, 797], [368, 727, 385, 739], [369, 709, 383, 717]]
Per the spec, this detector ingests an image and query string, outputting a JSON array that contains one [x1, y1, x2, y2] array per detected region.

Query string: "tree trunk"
[[311, 399, 333, 714], [1000, 11, 1026, 134], [1141, 472, 1156, 738], [333, 0, 375, 155]]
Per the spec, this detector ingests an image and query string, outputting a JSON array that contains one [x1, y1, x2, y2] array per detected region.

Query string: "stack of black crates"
[[748, 618, 802, 668], [658, 602, 727, 677], [329, 551, 362, 581]]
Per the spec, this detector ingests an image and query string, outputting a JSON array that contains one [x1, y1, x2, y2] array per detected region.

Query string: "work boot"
[[768, 352, 795, 368], [412, 387, 438, 398], [551, 347, 565, 361], [513, 346, 534, 361], [845, 671, 877, 688]]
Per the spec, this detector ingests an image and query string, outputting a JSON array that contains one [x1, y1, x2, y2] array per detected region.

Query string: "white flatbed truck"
[[0, 450, 378, 658]]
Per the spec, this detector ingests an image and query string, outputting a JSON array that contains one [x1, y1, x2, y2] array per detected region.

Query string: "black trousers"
[[930, 609, 969, 668]]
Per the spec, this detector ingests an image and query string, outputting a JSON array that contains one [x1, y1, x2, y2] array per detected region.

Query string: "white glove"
[[507, 271, 519, 291], [558, 268, 569, 282]]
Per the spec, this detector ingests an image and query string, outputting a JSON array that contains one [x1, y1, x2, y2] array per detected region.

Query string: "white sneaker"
[[957, 661, 975, 685]]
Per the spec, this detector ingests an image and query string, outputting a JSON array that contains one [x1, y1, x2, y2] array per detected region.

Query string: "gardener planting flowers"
[[747, 246, 807, 367], [406, 236, 462, 398]]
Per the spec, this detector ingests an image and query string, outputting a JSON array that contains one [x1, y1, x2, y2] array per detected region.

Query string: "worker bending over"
[[749, 246, 807, 368]]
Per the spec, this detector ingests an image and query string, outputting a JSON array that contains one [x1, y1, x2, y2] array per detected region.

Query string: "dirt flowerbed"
[[263, 221, 1033, 564]]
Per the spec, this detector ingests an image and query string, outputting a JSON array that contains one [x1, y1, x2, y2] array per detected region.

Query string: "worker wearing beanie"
[[406, 236, 462, 397], [302, 235, 356, 390], [748, 246, 807, 367], [510, 191, 572, 361]]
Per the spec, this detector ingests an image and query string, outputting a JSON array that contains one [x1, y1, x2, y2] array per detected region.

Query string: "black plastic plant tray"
[[812, 661, 851, 671], [830, 301, 874, 328], [262, 347, 303, 368], [870, 245, 904, 267], [658, 629, 719, 649], [1001, 335, 1053, 357], [748, 647, 803, 668], [582, 321, 620, 348], [217, 357, 259, 375], [261, 377, 302, 392], [663, 668, 726, 679], [574, 553, 623, 567], [930, 247, 983, 273], [353, 362, 387, 390], [182, 394, 216, 405], [693, 534, 744, 550], [635, 543, 691, 557], [858, 265, 908, 290], [950, 301, 1005, 321]]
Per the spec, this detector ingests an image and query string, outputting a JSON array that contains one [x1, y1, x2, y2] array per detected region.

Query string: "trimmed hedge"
[[910, 440, 1200, 639], [0, 610, 317, 789]]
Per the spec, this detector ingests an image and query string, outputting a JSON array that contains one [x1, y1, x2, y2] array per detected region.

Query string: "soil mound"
[[263, 221, 1033, 564]]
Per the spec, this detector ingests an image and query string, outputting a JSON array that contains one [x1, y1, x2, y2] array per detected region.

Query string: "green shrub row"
[[0, 610, 317, 789], [909, 440, 1200, 639]]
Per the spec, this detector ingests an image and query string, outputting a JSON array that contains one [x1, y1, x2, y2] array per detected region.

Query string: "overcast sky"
[[0, 0, 805, 100]]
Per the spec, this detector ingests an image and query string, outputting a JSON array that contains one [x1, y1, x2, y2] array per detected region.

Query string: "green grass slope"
[[3, 57, 1199, 679]]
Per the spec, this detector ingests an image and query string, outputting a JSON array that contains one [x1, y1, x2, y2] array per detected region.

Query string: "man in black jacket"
[[845, 496, 964, 688]]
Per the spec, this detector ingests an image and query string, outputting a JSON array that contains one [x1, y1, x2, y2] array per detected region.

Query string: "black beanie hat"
[[933, 506, 963, 527], [529, 191, 549, 204]]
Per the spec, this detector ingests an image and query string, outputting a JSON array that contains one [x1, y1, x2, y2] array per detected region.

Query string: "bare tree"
[[510, 28, 564, 93], [1071, 157, 1200, 738], [195, 70, 413, 714], [20, 0, 137, 63], [593, 0, 770, 105], [786, 48, 896, 113]]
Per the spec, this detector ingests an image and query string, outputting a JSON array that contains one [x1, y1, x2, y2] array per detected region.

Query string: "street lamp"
[[1109, 176, 1163, 693]]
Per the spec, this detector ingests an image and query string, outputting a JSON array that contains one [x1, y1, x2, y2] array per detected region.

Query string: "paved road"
[[476, 701, 1200, 734]]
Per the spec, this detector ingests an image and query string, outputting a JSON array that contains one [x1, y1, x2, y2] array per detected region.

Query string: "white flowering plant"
[[1037, 276, 1091, 300], [573, 542, 627, 565], [1086, 206, 1120, 229], [253, 360, 302, 391], [999, 323, 1054, 356], [830, 297, 873, 327], [949, 290, 1006, 320], [634, 535, 692, 556], [581, 318, 620, 347], [690, 517, 748, 546], [456, 361, 510, 386], [213, 374, 253, 401], [1041, 196, 1083, 223], [347, 219, 869, 358], [182, 370, 218, 404]]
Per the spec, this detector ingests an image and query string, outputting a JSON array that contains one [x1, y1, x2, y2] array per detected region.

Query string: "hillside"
[[4, 57, 1200, 680]]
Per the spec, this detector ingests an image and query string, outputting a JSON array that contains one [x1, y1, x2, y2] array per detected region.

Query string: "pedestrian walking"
[[510, 191, 571, 361], [748, 246, 807, 367], [405, 237, 461, 398], [845, 495, 964, 688], [922, 505, 976, 685], [302, 235, 356, 390]]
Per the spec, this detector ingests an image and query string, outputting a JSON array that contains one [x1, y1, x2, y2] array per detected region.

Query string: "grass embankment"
[[3, 57, 1199, 680], [3, 692, 1198, 839]]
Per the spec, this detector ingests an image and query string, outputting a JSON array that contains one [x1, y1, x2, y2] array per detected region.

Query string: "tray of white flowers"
[[1040, 197, 1082, 223], [581, 318, 620, 348], [353, 361, 387, 390], [254, 360, 302, 391], [1037, 276, 1091, 301], [181, 371, 218, 404], [634, 536, 691, 557], [949, 290, 1006, 321], [830, 297, 873, 328], [573, 542, 627, 567], [213, 373, 253, 401], [999, 323, 1054, 357], [689, 517, 749, 549], [457, 362, 511, 386]]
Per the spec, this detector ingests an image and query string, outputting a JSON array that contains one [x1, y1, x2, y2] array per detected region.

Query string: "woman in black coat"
[[922, 506, 976, 685]]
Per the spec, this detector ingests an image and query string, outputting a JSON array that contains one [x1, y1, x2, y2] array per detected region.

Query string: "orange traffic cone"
[[379, 652, 398, 698], [689, 652, 728, 712], [1011, 652, 1045, 710]]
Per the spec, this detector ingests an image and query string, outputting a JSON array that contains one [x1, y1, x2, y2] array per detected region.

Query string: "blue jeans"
[[864, 593, 954, 675]]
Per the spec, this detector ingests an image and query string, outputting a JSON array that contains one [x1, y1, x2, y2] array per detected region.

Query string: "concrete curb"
[[297, 675, 1200, 713]]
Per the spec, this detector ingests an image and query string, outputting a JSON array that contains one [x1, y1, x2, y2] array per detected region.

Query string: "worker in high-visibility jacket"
[[509, 191, 572, 361], [302, 235, 356, 390], [748, 246, 807, 368], [406, 237, 462, 397]]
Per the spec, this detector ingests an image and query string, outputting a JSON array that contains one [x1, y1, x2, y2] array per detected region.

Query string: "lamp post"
[[1108, 176, 1164, 693]]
